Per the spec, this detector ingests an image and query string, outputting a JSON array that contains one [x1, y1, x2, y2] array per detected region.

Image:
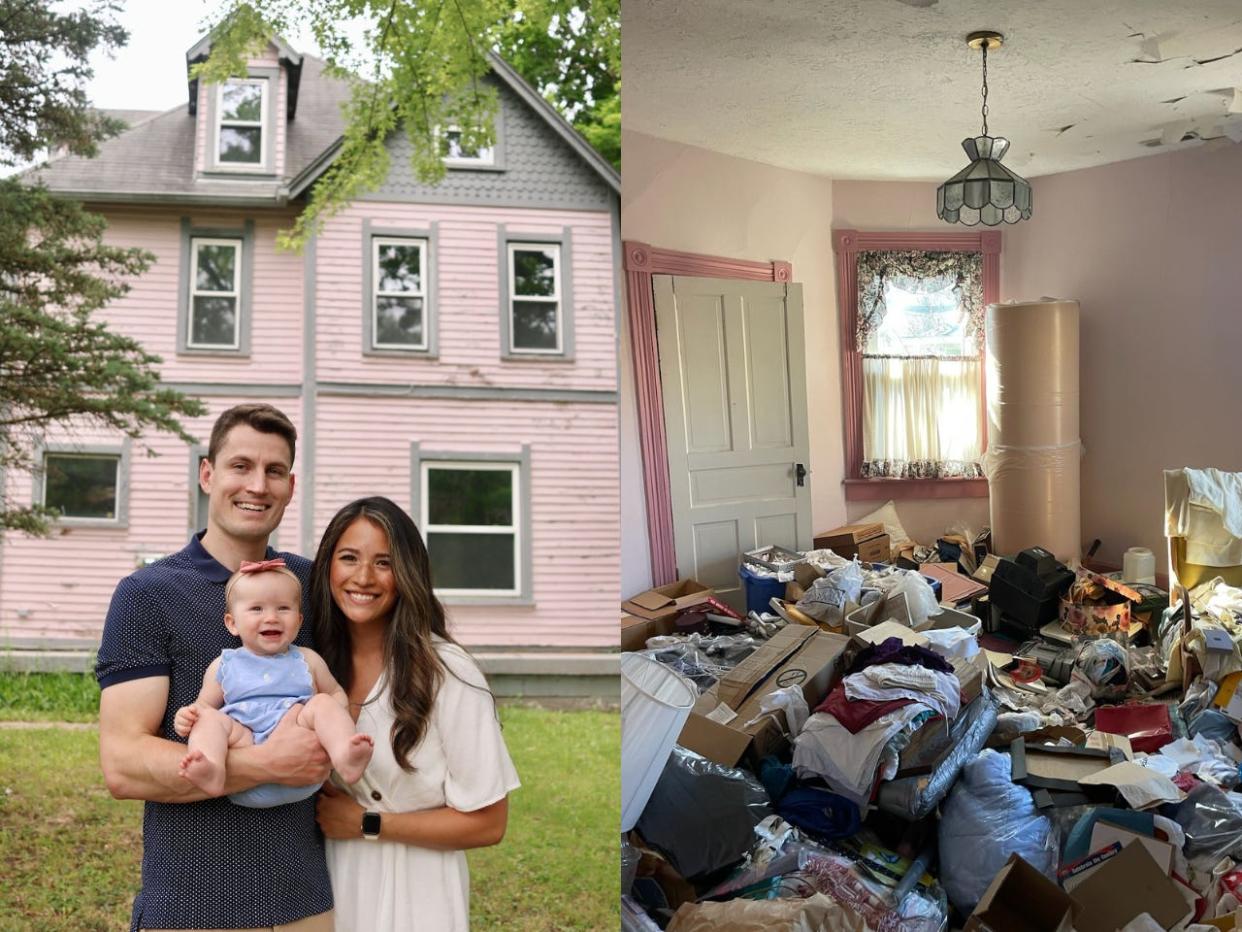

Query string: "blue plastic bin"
[[738, 562, 786, 615]]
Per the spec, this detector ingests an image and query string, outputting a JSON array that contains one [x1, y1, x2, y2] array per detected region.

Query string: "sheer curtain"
[[857, 250, 984, 479]]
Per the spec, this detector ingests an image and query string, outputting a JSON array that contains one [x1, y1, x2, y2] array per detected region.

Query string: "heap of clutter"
[[620, 499, 1242, 932]]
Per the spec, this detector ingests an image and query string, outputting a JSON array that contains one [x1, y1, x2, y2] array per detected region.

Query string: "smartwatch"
[[362, 810, 382, 841]]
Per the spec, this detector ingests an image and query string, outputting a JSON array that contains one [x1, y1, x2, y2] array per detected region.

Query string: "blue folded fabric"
[[776, 787, 862, 841]]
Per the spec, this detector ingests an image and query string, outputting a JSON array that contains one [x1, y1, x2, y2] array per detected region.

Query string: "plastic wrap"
[[938, 747, 1058, 914], [621, 836, 640, 896], [641, 642, 724, 693], [797, 844, 948, 932], [646, 633, 759, 670], [984, 298, 1081, 563], [635, 746, 773, 880], [876, 695, 999, 821], [1073, 639, 1129, 700]]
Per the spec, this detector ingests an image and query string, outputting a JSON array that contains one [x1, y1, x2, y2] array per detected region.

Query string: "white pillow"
[[855, 500, 914, 556]]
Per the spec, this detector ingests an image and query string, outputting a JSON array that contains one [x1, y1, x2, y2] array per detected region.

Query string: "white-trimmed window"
[[43, 453, 121, 522], [188, 238, 241, 349], [440, 125, 494, 167], [372, 237, 428, 350], [507, 243, 562, 353], [216, 79, 267, 165], [421, 461, 520, 596]]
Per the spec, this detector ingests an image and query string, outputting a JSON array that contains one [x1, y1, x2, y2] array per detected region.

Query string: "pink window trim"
[[832, 228, 1000, 503], [623, 240, 793, 585]]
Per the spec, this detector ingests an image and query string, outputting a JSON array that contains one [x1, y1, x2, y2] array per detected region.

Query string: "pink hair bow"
[[239, 558, 287, 573]]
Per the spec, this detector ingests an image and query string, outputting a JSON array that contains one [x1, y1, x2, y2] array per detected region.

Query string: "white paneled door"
[[654, 275, 812, 612]]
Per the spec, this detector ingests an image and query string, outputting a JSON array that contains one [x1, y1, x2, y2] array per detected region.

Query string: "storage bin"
[[738, 562, 786, 615]]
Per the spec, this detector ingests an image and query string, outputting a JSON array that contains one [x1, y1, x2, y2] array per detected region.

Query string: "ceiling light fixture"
[[936, 31, 1032, 226]]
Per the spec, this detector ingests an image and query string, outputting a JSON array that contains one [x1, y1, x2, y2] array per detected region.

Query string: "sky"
[[86, 0, 317, 112]]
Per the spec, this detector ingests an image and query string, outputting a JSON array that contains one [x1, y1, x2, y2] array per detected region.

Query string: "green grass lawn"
[[0, 674, 619, 931]]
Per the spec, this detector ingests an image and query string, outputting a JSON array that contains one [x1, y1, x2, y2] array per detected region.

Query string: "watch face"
[[362, 811, 381, 837]]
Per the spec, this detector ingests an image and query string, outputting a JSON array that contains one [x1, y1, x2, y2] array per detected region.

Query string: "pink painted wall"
[[96, 207, 305, 384], [1001, 142, 1242, 568], [0, 400, 304, 644], [316, 203, 616, 392], [313, 397, 619, 647], [619, 130, 839, 596], [831, 180, 993, 546]]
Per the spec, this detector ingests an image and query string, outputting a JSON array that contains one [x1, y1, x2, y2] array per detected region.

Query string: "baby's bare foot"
[[334, 734, 374, 784], [180, 749, 225, 796]]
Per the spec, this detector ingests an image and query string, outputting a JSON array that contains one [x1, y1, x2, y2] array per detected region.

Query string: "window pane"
[[45, 455, 118, 519], [428, 468, 513, 525], [192, 295, 238, 345], [376, 243, 422, 292], [428, 532, 515, 590], [441, 130, 480, 160], [375, 296, 424, 346], [512, 249, 556, 297], [512, 301, 559, 350], [221, 83, 263, 121], [219, 126, 262, 163], [868, 281, 972, 357], [195, 244, 236, 292]]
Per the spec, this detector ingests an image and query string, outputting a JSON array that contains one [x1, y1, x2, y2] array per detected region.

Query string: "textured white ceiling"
[[622, 0, 1242, 179]]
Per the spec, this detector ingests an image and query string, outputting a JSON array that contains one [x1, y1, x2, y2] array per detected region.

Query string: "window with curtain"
[[856, 250, 984, 479]]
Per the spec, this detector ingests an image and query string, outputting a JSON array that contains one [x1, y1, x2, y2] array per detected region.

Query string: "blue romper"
[[218, 645, 320, 808]]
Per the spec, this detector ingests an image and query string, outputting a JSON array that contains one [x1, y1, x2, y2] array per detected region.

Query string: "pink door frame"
[[622, 240, 793, 585], [832, 228, 1000, 501]]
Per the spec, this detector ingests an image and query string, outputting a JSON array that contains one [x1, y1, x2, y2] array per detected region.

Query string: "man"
[[97, 403, 334, 931]]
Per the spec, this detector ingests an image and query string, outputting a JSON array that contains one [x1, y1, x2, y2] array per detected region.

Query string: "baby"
[[174, 559, 373, 800]]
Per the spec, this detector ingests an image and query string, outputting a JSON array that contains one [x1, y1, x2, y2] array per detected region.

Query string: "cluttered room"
[[619, 5, 1242, 928], [621, 466, 1242, 931]]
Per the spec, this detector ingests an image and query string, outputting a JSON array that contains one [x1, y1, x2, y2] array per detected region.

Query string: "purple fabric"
[[846, 636, 953, 676]]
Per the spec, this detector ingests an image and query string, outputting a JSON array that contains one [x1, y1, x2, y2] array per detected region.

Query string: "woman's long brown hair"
[[311, 496, 461, 771]]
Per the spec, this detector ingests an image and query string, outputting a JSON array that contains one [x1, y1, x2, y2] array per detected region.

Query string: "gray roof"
[[31, 49, 617, 205], [30, 55, 349, 205]]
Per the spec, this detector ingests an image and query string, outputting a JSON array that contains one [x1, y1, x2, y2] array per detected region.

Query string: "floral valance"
[[855, 250, 984, 351]]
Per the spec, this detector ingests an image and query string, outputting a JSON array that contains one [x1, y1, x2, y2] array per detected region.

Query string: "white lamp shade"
[[620, 653, 697, 832]]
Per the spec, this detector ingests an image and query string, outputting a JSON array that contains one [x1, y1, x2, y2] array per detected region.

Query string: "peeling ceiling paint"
[[623, 0, 1242, 179]]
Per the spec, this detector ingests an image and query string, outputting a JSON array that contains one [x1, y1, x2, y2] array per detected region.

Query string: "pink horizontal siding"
[[312, 396, 619, 648], [316, 203, 617, 392], [0, 400, 304, 643], [96, 208, 304, 384]]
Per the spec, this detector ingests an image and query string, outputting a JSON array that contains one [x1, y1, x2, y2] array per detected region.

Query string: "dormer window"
[[216, 78, 267, 166], [440, 126, 494, 167]]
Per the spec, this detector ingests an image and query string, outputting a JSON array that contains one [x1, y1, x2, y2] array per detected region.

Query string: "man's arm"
[[100, 676, 332, 803]]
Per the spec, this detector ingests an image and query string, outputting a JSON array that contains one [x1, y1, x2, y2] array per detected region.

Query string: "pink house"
[[6, 36, 621, 684]]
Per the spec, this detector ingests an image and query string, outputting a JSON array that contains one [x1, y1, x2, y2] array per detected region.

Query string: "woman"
[[310, 496, 520, 931]]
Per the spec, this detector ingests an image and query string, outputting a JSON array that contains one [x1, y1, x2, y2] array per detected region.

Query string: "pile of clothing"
[[792, 638, 962, 806]]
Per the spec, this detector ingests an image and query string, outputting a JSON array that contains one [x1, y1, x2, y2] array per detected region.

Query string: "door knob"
[[795, 463, 807, 487]]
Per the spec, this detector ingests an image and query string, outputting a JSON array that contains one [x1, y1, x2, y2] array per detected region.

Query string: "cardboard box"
[[1071, 841, 1193, 932], [965, 853, 1078, 932], [813, 524, 889, 561], [622, 579, 712, 622], [620, 612, 681, 652], [677, 625, 849, 767]]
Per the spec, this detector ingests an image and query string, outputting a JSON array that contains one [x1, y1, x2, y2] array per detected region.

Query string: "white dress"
[[326, 641, 521, 931]]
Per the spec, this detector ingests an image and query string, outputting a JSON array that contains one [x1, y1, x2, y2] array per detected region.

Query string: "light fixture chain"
[[980, 42, 989, 136]]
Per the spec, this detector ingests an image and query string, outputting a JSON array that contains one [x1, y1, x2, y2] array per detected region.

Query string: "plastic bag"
[[744, 684, 810, 736], [871, 569, 940, 628], [621, 835, 640, 896], [797, 561, 863, 626], [938, 748, 1057, 913], [635, 746, 773, 880], [641, 642, 725, 693], [1173, 783, 1242, 871]]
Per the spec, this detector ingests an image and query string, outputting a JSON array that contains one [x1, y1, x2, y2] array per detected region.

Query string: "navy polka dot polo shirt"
[[96, 533, 333, 931]]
